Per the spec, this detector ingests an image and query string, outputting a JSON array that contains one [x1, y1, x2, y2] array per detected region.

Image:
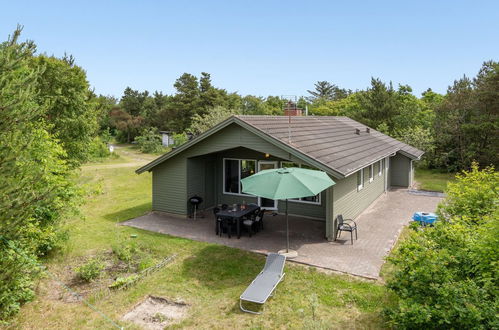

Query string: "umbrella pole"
[[286, 199, 289, 253]]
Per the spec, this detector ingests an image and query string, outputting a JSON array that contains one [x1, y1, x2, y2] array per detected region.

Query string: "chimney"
[[355, 128, 360, 135], [283, 101, 303, 116], [366, 127, 370, 133]]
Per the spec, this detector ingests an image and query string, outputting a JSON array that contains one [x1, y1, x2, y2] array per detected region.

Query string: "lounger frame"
[[239, 253, 286, 314]]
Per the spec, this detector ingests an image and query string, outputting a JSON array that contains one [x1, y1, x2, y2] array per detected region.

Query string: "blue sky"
[[1, 1, 498, 98]]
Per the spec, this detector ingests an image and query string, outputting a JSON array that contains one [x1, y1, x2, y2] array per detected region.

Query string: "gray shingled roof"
[[137, 115, 423, 177], [236, 115, 423, 177]]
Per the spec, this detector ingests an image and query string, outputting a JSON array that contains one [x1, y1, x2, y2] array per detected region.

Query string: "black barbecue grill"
[[189, 195, 203, 220]]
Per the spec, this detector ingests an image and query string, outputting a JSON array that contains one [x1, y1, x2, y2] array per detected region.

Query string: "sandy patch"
[[122, 295, 189, 329]]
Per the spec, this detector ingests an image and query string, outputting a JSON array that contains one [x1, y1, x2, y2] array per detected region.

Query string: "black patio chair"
[[213, 207, 221, 235], [219, 216, 234, 238], [253, 209, 265, 232], [243, 217, 255, 237], [336, 214, 357, 244]]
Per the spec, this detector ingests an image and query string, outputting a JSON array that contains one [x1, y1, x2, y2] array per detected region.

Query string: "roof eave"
[[399, 149, 424, 160]]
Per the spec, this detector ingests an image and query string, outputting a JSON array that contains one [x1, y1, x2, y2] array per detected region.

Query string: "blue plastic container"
[[412, 212, 438, 226]]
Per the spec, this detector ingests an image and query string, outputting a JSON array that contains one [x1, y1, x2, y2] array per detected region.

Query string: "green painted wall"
[[390, 153, 411, 187], [152, 156, 187, 215], [331, 161, 386, 239]]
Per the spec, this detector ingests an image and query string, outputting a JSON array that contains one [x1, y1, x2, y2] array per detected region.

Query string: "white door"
[[257, 161, 278, 210]]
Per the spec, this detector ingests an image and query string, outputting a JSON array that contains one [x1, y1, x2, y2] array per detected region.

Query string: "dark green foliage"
[[356, 78, 400, 133], [135, 128, 164, 153], [307, 80, 351, 101], [0, 27, 80, 321], [433, 61, 499, 171], [385, 164, 499, 329]]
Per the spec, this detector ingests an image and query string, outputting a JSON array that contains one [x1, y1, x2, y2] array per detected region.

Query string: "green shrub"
[[75, 258, 105, 282], [135, 128, 164, 154], [0, 241, 39, 322], [137, 256, 156, 272], [385, 164, 499, 329], [88, 136, 111, 159], [112, 241, 139, 262], [172, 132, 188, 147], [109, 274, 139, 290]]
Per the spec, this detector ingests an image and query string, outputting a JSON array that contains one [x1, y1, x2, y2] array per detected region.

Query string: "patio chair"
[[253, 208, 264, 232], [336, 214, 357, 244], [240, 253, 286, 314], [219, 216, 234, 238], [213, 207, 221, 235], [242, 217, 255, 237]]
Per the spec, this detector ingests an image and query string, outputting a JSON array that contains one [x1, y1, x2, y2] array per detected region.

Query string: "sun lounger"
[[239, 253, 286, 314]]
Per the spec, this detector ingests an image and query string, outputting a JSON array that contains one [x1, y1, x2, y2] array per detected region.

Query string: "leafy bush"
[[137, 256, 156, 271], [437, 163, 498, 220], [0, 240, 39, 322], [172, 132, 188, 147], [88, 136, 111, 159], [112, 241, 139, 262], [75, 258, 105, 282], [109, 274, 139, 290], [385, 164, 499, 329], [135, 128, 164, 153]]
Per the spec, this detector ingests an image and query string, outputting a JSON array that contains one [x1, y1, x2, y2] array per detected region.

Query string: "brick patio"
[[122, 189, 442, 279]]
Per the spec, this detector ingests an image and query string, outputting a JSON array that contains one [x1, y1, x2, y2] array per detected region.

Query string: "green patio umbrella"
[[241, 167, 335, 256]]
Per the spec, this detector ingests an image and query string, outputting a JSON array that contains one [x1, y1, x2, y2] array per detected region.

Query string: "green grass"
[[415, 168, 457, 192], [11, 148, 391, 329]]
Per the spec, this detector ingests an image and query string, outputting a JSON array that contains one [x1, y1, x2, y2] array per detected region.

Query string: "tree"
[[433, 61, 499, 170], [188, 106, 241, 135], [0, 27, 79, 321], [109, 108, 144, 143], [32, 55, 98, 166], [307, 81, 350, 101], [120, 87, 150, 117], [356, 78, 400, 133], [90, 93, 117, 132], [169, 73, 201, 131]]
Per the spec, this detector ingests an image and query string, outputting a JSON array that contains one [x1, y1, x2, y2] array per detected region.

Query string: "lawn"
[[415, 168, 457, 192], [11, 147, 391, 329]]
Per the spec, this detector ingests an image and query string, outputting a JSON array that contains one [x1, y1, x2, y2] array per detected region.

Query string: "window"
[[357, 169, 364, 191], [369, 164, 374, 183], [280, 161, 321, 204], [223, 158, 256, 195], [378, 160, 382, 176]]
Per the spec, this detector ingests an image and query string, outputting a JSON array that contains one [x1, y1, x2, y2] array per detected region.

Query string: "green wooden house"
[[136, 115, 423, 240]]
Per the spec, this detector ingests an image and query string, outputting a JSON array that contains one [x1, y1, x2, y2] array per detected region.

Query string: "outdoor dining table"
[[216, 203, 260, 239]]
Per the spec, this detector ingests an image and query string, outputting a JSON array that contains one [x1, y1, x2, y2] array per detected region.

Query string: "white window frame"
[[222, 158, 256, 196], [280, 161, 321, 205], [357, 169, 364, 191], [378, 160, 382, 176], [369, 164, 374, 183]]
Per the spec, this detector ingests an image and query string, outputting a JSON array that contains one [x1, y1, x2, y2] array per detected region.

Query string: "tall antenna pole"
[[288, 112, 291, 143]]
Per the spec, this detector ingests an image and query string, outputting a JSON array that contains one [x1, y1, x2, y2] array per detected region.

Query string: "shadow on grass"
[[181, 245, 264, 289], [103, 202, 151, 222]]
